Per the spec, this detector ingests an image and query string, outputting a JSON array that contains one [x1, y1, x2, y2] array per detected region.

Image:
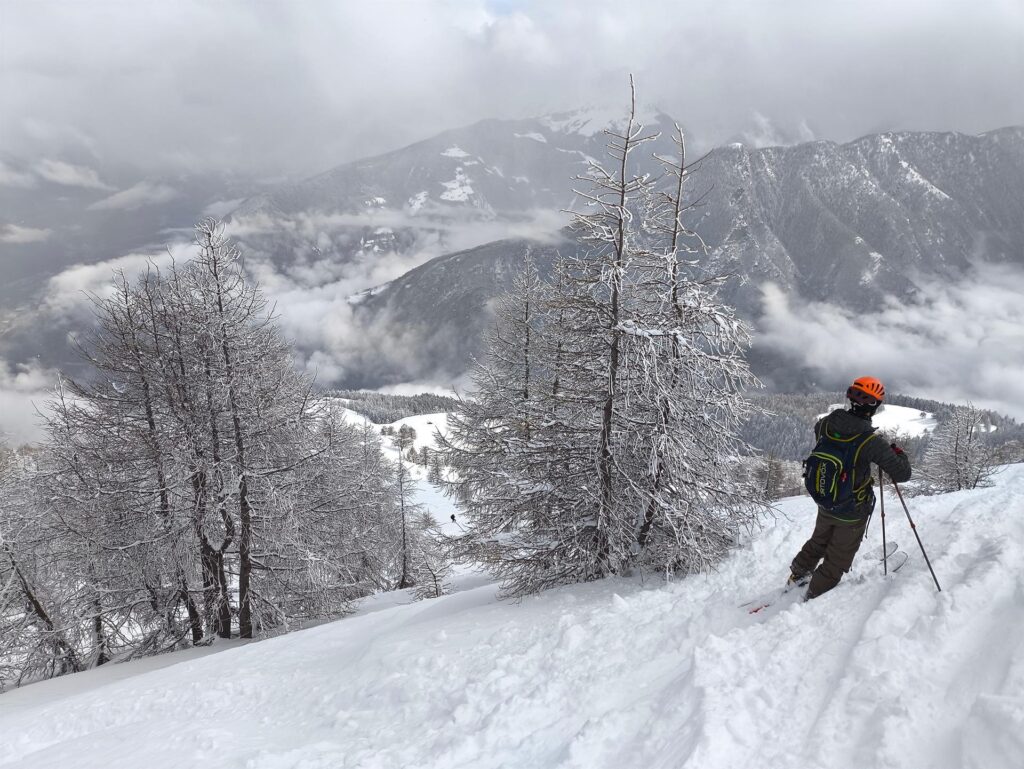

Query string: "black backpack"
[[803, 426, 876, 515]]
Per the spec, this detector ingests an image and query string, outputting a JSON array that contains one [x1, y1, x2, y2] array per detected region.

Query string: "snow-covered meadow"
[[821, 402, 938, 438], [2, 437, 1022, 768]]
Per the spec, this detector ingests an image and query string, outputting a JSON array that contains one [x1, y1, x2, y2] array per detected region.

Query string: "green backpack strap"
[[850, 431, 878, 492]]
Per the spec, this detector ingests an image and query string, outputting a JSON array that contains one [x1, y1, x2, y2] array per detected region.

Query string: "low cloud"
[[241, 235, 452, 382], [0, 361, 54, 445], [225, 205, 566, 388], [742, 112, 788, 148], [30, 217, 457, 391], [756, 262, 1024, 420], [34, 159, 113, 190], [0, 224, 52, 244], [42, 245, 186, 318], [228, 205, 566, 251], [87, 181, 179, 211]]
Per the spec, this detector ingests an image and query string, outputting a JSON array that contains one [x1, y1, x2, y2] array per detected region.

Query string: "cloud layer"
[[7, 221, 1023, 443], [33, 159, 112, 190], [226, 206, 564, 385], [756, 262, 1024, 421], [0, 361, 54, 445], [0, 224, 51, 244], [3, 1, 1022, 176], [88, 181, 180, 211]]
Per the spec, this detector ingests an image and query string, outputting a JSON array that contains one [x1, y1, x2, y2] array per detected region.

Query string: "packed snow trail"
[[2, 467, 1023, 769]]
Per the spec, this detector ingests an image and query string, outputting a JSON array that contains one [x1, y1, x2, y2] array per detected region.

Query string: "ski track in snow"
[[2, 466, 1023, 769]]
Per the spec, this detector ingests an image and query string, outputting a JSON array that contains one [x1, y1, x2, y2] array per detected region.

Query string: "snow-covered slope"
[[2, 466, 1023, 769], [376, 411, 460, 536], [333, 406, 459, 534]]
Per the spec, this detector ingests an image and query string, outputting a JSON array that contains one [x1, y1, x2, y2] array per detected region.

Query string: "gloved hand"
[[890, 443, 905, 455]]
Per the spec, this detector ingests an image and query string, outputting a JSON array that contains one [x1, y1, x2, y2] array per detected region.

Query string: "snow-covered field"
[[2, 449, 1022, 768], [821, 402, 938, 438]]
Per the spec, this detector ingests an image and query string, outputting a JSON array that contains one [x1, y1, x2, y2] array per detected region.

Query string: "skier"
[[789, 376, 912, 599]]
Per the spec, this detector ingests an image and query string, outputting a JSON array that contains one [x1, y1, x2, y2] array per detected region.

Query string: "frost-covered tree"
[[411, 512, 451, 600], [0, 445, 83, 688], [392, 448, 416, 590], [922, 404, 999, 492], [32, 222, 403, 647], [623, 122, 763, 567], [438, 252, 582, 594], [396, 424, 417, 451], [443, 81, 765, 596], [38, 221, 316, 642], [383, 430, 449, 594], [427, 454, 444, 485]]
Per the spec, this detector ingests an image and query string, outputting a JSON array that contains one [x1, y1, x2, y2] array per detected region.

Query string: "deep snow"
[[2, 452, 1022, 767]]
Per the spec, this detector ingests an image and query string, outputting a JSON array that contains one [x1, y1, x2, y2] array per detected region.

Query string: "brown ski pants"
[[791, 511, 868, 598]]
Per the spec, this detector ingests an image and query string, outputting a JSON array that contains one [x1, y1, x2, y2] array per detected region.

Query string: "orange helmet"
[[848, 376, 885, 404]]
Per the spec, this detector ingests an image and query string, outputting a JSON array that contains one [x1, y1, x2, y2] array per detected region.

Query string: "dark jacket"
[[813, 408, 912, 521]]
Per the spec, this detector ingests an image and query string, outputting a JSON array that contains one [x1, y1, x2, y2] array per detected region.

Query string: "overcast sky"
[[3, 0, 1023, 177], [3, 0, 1024, 442]]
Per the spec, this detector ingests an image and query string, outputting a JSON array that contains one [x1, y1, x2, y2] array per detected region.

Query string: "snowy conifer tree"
[[922, 404, 999, 492], [0, 445, 83, 687], [443, 81, 765, 596], [438, 252, 584, 594], [31, 221, 406, 651], [622, 122, 763, 570]]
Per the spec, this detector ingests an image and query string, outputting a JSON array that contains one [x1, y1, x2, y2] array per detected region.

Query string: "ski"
[[862, 541, 908, 572], [743, 545, 907, 614], [740, 577, 807, 614], [863, 541, 898, 562], [883, 550, 909, 572]]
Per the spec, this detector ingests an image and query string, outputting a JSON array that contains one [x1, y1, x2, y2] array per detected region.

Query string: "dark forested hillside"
[[331, 390, 459, 424]]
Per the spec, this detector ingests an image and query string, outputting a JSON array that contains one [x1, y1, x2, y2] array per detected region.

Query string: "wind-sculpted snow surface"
[[2, 466, 1023, 768]]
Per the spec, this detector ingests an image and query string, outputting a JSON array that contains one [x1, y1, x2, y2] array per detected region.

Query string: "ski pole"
[[878, 469, 888, 575], [891, 480, 942, 592]]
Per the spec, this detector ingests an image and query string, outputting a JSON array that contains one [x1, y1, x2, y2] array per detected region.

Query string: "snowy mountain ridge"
[[226, 109, 682, 224], [255, 119, 1024, 392], [3, 463, 1022, 769], [3, 116, 1023, 412]]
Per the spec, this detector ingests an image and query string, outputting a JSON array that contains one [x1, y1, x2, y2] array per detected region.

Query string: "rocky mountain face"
[[694, 127, 1024, 315], [345, 238, 572, 389], [278, 121, 1023, 389], [222, 108, 683, 286]]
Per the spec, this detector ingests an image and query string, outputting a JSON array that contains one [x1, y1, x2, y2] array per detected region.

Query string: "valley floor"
[[2, 466, 1023, 769]]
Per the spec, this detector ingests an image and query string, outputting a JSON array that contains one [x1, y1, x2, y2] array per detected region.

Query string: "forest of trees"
[[0, 221, 440, 689]]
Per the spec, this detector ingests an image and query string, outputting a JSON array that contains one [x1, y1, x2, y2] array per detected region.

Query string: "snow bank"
[[2, 464, 1022, 769]]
